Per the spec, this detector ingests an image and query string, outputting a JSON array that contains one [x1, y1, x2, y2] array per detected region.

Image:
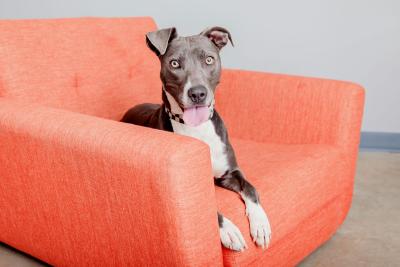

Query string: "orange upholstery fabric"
[[0, 99, 222, 266], [0, 17, 161, 120], [0, 17, 364, 266], [217, 141, 352, 266], [217, 70, 364, 151], [215, 70, 364, 266]]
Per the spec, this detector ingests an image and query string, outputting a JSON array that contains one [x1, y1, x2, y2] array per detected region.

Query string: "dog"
[[121, 26, 271, 251]]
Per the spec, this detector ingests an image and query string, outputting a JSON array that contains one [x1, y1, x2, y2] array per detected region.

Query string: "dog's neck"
[[162, 87, 214, 125]]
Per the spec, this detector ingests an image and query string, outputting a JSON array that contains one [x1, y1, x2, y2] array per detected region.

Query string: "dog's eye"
[[205, 56, 214, 65], [170, 60, 180, 68]]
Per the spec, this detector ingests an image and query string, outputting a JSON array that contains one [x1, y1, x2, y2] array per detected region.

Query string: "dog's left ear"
[[200, 26, 234, 50], [146, 27, 177, 56]]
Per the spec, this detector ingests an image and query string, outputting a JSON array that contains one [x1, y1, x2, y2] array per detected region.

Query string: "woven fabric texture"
[[0, 17, 161, 120], [0, 99, 222, 266]]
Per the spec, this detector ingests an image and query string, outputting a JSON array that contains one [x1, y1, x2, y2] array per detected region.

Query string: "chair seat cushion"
[[216, 139, 350, 266]]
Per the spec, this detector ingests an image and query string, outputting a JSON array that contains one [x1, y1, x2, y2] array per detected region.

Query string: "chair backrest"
[[0, 17, 161, 120]]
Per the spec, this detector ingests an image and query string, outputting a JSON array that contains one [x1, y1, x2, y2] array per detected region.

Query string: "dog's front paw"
[[220, 216, 247, 252], [246, 202, 272, 249]]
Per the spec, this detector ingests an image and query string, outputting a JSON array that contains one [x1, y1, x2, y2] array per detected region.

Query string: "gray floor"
[[299, 151, 400, 267], [1, 151, 399, 267]]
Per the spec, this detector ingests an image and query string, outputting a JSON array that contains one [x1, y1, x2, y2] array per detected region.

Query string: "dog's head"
[[146, 26, 233, 126]]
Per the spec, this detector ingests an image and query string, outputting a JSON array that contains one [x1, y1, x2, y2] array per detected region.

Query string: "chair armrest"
[[217, 69, 365, 152], [0, 98, 222, 266]]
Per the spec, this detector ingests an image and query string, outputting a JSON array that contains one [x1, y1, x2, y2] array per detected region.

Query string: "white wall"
[[1, 0, 399, 132]]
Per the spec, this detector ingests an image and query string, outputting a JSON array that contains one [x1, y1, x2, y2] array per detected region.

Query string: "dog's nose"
[[188, 86, 207, 103]]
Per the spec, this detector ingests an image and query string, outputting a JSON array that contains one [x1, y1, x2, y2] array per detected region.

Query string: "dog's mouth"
[[181, 103, 212, 127]]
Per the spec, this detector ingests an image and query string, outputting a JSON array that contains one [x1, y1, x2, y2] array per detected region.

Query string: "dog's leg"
[[218, 212, 247, 251], [215, 170, 271, 249]]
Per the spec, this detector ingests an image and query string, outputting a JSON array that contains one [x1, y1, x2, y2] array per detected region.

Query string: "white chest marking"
[[170, 119, 229, 177]]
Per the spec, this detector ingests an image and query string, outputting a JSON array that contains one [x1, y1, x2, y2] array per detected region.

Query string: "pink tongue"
[[183, 106, 210, 127]]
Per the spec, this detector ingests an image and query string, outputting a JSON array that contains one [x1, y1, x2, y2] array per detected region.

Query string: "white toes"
[[220, 217, 247, 251], [250, 223, 271, 249], [245, 201, 272, 249]]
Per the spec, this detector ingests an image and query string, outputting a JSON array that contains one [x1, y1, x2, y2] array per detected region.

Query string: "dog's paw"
[[220, 217, 247, 252], [246, 202, 272, 249]]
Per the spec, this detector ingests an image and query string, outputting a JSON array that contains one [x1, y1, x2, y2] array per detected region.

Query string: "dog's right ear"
[[200, 26, 233, 50], [146, 27, 177, 56]]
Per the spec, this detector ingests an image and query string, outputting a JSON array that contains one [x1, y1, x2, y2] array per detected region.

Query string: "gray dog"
[[122, 26, 271, 251]]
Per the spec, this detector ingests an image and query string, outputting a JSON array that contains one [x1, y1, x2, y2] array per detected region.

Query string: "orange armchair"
[[0, 17, 364, 266]]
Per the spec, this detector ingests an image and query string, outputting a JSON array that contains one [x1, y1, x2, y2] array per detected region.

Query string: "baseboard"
[[360, 131, 400, 152]]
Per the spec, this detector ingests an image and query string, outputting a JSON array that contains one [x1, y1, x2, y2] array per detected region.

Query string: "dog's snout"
[[188, 86, 207, 104]]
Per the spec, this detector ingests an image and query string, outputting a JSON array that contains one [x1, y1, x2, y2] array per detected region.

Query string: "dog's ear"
[[200, 26, 233, 50], [146, 27, 177, 56]]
